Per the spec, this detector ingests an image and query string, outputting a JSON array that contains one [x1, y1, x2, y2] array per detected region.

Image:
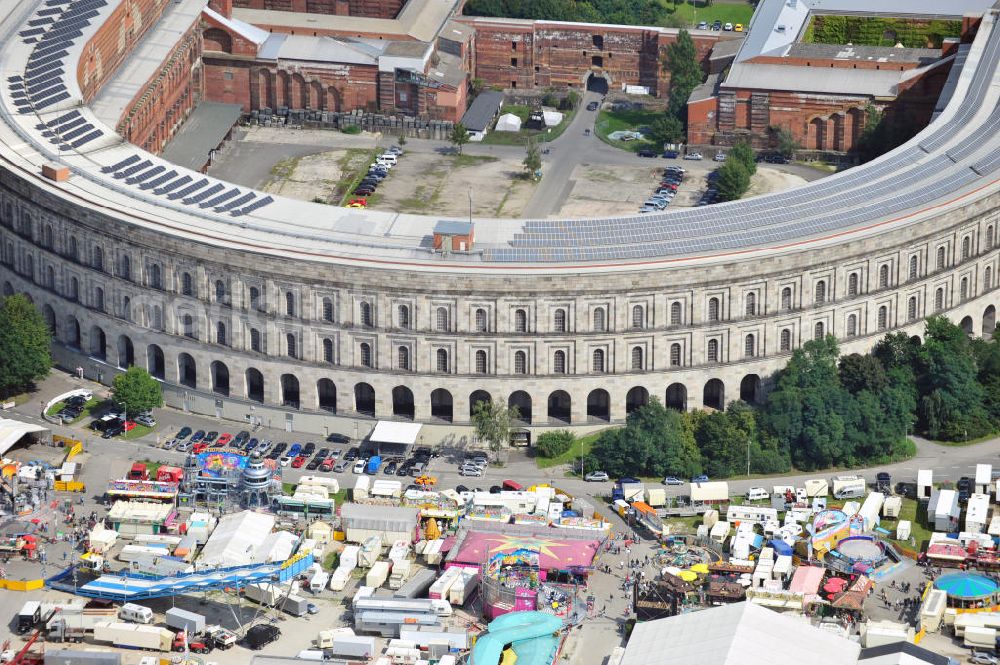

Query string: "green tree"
[[769, 125, 799, 159], [523, 138, 542, 179], [471, 399, 519, 461], [918, 316, 991, 440], [729, 141, 756, 175], [591, 399, 701, 478], [535, 430, 575, 458], [562, 89, 581, 110], [664, 29, 702, 118], [837, 353, 888, 394], [0, 294, 52, 397], [715, 156, 751, 201], [397, 133, 407, 147], [649, 114, 685, 147], [111, 366, 163, 419], [449, 122, 470, 154]]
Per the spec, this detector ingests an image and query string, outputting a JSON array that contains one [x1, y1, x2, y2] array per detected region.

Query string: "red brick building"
[[231, 0, 405, 19], [460, 17, 726, 96]]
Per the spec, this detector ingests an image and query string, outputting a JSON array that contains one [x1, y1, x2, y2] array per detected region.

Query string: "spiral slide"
[[471, 611, 564, 665]]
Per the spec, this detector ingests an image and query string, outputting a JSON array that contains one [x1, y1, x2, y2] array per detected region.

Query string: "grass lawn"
[[929, 433, 997, 447], [46, 397, 104, 423], [482, 105, 577, 146], [595, 108, 662, 153], [535, 429, 607, 470], [660, 0, 754, 28], [890, 497, 933, 552], [137, 459, 163, 477], [122, 423, 153, 441], [323, 551, 340, 571], [335, 148, 380, 206]]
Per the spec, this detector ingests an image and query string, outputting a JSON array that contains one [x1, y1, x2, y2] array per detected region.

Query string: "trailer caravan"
[[920, 589, 948, 633], [977, 464, 994, 495], [966, 494, 991, 533], [857, 492, 884, 532], [929, 489, 961, 532], [917, 470, 933, 501], [804, 479, 828, 498], [726, 505, 778, 526], [429, 566, 463, 600]]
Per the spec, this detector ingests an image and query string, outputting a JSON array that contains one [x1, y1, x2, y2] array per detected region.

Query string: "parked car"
[[734, 23, 744, 32], [176, 440, 192, 453], [190, 430, 205, 443], [723, 22, 733, 31], [216, 433, 234, 446], [334, 459, 351, 472], [235, 431, 251, 444], [176, 426, 193, 439], [714, 152, 726, 162], [279, 455, 293, 467], [969, 653, 998, 665], [637, 149, 657, 158], [320, 458, 335, 472], [163, 438, 177, 450], [352, 460, 366, 474], [662, 476, 683, 486], [683, 152, 703, 160], [691, 474, 709, 483], [460, 466, 483, 477], [584, 471, 610, 482], [204, 431, 218, 443], [303, 442, 316, 456], [384, 460, 398, 475], [306, 459, 321, 471], [697, 20, 708, 29], [344, 447, 359, 461], [291, 456, 306, 469], [586, 101, 599, 111], [662, 150, 679, 158], [287, 443, 302, 458], [327, 433, 350, 444]]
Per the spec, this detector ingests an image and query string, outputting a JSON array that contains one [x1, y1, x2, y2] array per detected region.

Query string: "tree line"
[[576, 315, 1000, 479]]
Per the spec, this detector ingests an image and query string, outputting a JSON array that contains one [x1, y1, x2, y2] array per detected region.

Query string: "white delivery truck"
[[165, 608, 205, 635], [93, 621, 174, 651], [283, 594, 310, 617]]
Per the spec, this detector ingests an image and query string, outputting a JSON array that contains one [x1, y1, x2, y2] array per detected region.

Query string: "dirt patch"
[[555, 163, 706, 217], [369, 151, 536, 217], [746, 167, 809, 197]]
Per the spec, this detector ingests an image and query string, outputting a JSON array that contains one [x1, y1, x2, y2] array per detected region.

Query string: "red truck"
[[156, 466, 183, 483], [128, 463, 148, 481]]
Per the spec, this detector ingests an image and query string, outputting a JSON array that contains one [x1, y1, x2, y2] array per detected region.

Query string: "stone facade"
[[460, 17, 724, 96], [1, 166, 998, 434]]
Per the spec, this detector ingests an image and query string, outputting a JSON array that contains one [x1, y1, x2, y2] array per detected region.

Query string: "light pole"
[[746, 438, 750, 477], [468, 189, 473, 225]]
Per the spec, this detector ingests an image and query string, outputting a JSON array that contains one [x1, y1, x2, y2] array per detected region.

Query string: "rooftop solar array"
[[100, 153, 275, 216]]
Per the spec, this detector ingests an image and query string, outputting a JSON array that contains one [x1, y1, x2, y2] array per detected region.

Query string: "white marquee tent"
[[0, 418, 48, 456], [495, 113, 522, 132]]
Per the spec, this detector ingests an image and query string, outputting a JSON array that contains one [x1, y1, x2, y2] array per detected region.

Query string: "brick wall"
[[461, 18, 720, 96], [77, 0, 174, 102], [117, 22, 203, 154], [231, 0, 403, 18]]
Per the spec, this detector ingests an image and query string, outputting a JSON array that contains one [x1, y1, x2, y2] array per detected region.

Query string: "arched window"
[[216, 321, 226, 345], [23, 253, 33, 279], [630, 346, 643, 370], [475, 350, 488, 374], [397, 346, 409, 369], [988, 225, 995, 249], [285, 291, 295, 317], [67, 236, 77, 261], [152, 306, 162, 330], [436, 307, 449, 331], [121, 296, 130, 321], [436, 348, 449, 372], [878, 264, 889, 288], [815, 280, 826, 304], [877, 306, 888, 331], [553, 309, 566, 332], [987, 266, 993, 289], [183, 314, 195, 338], [707, 339, 719, 362], [669, 343, 681, 366], [814, 321, 824, 340], [398, 304, 410, 329], [286, 334, 296, 358], [781, 287, 792, 310], [514, 350, 527, 374], [318, 298, 332, 322], [119, 255, 131, 280], [553, 350, 566, 373], [148, 264, 161, 289], [592, 349, 605, 372], [360, 343, 372, 367], [324, 338, 334, 363], [632, 304, 644, 328], [94, 287, 104, 311], [249, 286, 260, 310], [181, 272, 193, 296], [360, 301, 373, 327], [780, 328, 791, 350], [514, 309, 527, 332], [744, 334, 755, 358], [68, 276, 78, 301], [962, 236, 971, 260], [250, 328, 261, 352], [708, 297, 720, 322], [593, 308, 606, 331], [847, 314, 857, 337], [92, 245, 103, 271], [215, 280, 226, 302], [936, 246, 946, 270], [908, 296, 917, 321], [961, 277, 969, 301], [670, 301, 682, 325], [745, 292, 756, 316], [475, 308, 487, 332], [44, 265, 54, 288], [935, 287, 944, 311], [42, 225, 52, 248], [848, 272, 859, 296], [908, 256, 918, 281]]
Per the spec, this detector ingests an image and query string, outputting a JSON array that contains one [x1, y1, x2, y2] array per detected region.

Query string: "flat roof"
[[231, 0, 460, 42], [369, 421, 423, 445], [160, 102, 243, 171], [787, 43, 941, 63], [461, 90, 504, 132]]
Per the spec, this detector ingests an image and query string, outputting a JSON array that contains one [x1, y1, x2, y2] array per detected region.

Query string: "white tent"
[[541, 109, 563, 127], [0, 418, 47, 456], [621, 602, 859, 665], [369, 421, 422, 446], [495, 113, 522, 132], [196, 511, 277, 568]]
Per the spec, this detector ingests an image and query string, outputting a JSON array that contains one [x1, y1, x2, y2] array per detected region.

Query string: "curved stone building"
[[1, 0, 999, 433]]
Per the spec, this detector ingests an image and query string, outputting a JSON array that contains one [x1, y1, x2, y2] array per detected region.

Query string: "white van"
[[745, 487, 770, 502], [377, 154, 398, 166], [118, 603, 154, 624]]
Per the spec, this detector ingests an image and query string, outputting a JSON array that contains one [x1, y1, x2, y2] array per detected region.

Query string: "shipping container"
[[92, 622, 173, 651], [367, 561, 391, 588], [329, 634, 376, 658], [394, 568, 436, 598], [165, 608, 205, 635], [282, 594, 310, 617], [643, 488, 666, 508]]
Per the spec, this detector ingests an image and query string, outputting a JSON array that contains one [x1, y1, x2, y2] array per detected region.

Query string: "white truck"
[[283, 594, 310, 617], [165, 608, 205, 636], [244, 582, 283, 607]]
